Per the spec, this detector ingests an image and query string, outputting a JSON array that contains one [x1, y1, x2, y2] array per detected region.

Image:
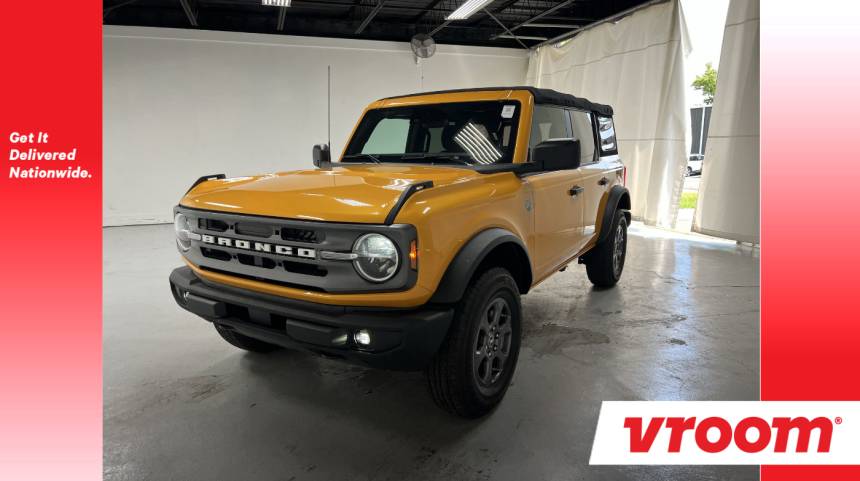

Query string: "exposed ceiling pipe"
[[412, 0, 446, 23], [497, 34, 548, 40], [429, 19, 452, 36], [519, 23, 581, 29], [532, 0, 668, 49], [178, 0, 198, 27], [506, 0, 575, 33], [356, 0, 386, 34], [277, 7, 287, 31], [483, 8, 528, 49]]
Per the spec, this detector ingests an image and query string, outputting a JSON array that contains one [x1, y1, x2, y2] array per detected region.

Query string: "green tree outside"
[[692, 63, 718, 105]]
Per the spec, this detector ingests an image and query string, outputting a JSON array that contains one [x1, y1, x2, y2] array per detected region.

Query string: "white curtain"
[[526, 0, 691, 228], [692, 0, 760, 243]]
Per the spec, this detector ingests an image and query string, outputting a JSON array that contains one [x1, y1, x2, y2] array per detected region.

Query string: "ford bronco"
[[169, 87, 630, 418]]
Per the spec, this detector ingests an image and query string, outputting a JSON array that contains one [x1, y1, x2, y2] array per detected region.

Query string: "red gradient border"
[[761, 1, 860, 480], [0, 3, 102, 481]]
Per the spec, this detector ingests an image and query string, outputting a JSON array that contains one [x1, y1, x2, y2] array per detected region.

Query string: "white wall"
[[103, 26, 528, 226]]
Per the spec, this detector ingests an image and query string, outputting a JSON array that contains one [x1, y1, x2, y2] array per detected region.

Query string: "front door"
[[525, 105, 586, 277], [528, 170, 588, 277]]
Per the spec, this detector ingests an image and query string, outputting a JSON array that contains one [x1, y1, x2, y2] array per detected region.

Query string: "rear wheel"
[[585, 209, 628, 287], [214, 324, 280, 353], [426, 268, 522, 418]]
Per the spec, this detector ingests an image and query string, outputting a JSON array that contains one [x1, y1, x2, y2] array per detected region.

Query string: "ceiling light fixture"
[[446, 0, 494, 20], [262, 0, 291, 7]]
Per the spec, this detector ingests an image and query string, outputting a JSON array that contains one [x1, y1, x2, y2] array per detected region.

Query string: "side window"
[[597, 116, 617, 153], [361, 118, 409, 154], [569, 110, 596, 165], [529, 106, 571, 160]]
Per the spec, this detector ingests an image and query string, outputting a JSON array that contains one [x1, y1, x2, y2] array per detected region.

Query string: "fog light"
[[354, 329, 372, 347]]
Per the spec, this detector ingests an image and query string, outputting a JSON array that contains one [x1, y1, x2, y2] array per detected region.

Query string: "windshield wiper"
[[342, 153, 382, 164]]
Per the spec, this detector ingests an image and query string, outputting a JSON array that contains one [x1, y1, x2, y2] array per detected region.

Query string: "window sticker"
[[501, 104, 516, 118]]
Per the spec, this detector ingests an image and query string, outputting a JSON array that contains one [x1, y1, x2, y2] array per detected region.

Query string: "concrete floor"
[[104, 223, 759, 481]]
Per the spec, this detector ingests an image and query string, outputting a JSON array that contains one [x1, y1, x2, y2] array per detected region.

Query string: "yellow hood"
[[180, 164, 481, 224]]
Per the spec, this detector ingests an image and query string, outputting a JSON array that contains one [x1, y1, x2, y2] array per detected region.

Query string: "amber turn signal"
[[409, 240, 418, 270]]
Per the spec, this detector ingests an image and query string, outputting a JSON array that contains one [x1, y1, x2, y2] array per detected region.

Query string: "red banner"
[[761, 1, 860, 480], [0, 3, 102, 481]]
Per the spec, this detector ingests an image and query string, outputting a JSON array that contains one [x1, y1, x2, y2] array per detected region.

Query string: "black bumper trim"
[[169, 266, 453, 370]]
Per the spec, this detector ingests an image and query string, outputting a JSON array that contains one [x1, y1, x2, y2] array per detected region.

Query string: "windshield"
[[343, 101, 521, 166]]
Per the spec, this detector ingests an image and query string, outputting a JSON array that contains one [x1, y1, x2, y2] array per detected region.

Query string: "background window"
[[570, 110, 596, 164]]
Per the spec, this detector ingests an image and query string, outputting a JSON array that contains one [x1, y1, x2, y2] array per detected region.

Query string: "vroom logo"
[[624, 416, 833, 454], [590, 401, 860, 465]]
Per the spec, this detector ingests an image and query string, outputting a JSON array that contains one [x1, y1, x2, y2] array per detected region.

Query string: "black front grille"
[[201, 247, 231, 261], [283, 260, 327, 277], [178, 206, 416, 294], [197, 216, 322, 243], [198, 218, 229, 232], [237, 253, 277, 269], [235, 222, 273, 238], [281, 227, 322, 244]]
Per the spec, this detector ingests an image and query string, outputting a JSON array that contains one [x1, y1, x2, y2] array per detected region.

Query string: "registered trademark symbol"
[[835, 417, 843, 424]]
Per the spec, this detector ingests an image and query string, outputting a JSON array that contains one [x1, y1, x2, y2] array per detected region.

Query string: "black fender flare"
[[430, 228, 532, 305], [596, 185, 632, 244]]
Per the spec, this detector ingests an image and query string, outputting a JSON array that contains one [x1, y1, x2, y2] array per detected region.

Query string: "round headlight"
[[174, 213, 193, 252], [352, 233, 399, 283]]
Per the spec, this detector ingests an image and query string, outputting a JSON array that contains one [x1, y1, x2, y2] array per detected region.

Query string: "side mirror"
[[532, 139, 581, 171], [312, 144, 331, 167]]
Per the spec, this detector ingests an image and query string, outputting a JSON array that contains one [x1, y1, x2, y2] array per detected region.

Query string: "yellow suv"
[[170, 87, 630, 417]]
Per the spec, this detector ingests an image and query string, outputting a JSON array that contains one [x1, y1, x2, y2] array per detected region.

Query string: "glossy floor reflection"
[[104, 223, 759, 481]]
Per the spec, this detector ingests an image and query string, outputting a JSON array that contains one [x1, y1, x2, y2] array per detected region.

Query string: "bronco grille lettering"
[[200, 234, 316, 259]]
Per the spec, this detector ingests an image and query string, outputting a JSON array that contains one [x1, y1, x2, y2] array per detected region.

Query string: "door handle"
[[569, 185, 584, 197], [598, 177, 609, 186]]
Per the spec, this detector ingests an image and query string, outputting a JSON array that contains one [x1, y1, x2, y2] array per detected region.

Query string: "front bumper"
[[169, 266, 453, 371]]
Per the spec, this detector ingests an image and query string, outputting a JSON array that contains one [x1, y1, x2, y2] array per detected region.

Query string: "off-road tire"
[[585, 209, 628, 287], [214, 324, 280, 353], [426, 267, 522, 418]]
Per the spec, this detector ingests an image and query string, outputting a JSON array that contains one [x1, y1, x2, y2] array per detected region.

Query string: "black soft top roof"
[[381, 86, 613, 117]]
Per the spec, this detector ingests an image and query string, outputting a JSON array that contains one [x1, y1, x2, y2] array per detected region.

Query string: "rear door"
[[567, 109, 604, 245]]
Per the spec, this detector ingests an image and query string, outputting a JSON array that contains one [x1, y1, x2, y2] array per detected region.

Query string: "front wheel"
[[585, 209, 628, 287], [426, 267, 522, 418]]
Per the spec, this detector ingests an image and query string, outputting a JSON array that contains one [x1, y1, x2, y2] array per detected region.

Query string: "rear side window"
[[529, 106, 571, 160], [597, 116, 617, 153], [569, 110, 596, 165]]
